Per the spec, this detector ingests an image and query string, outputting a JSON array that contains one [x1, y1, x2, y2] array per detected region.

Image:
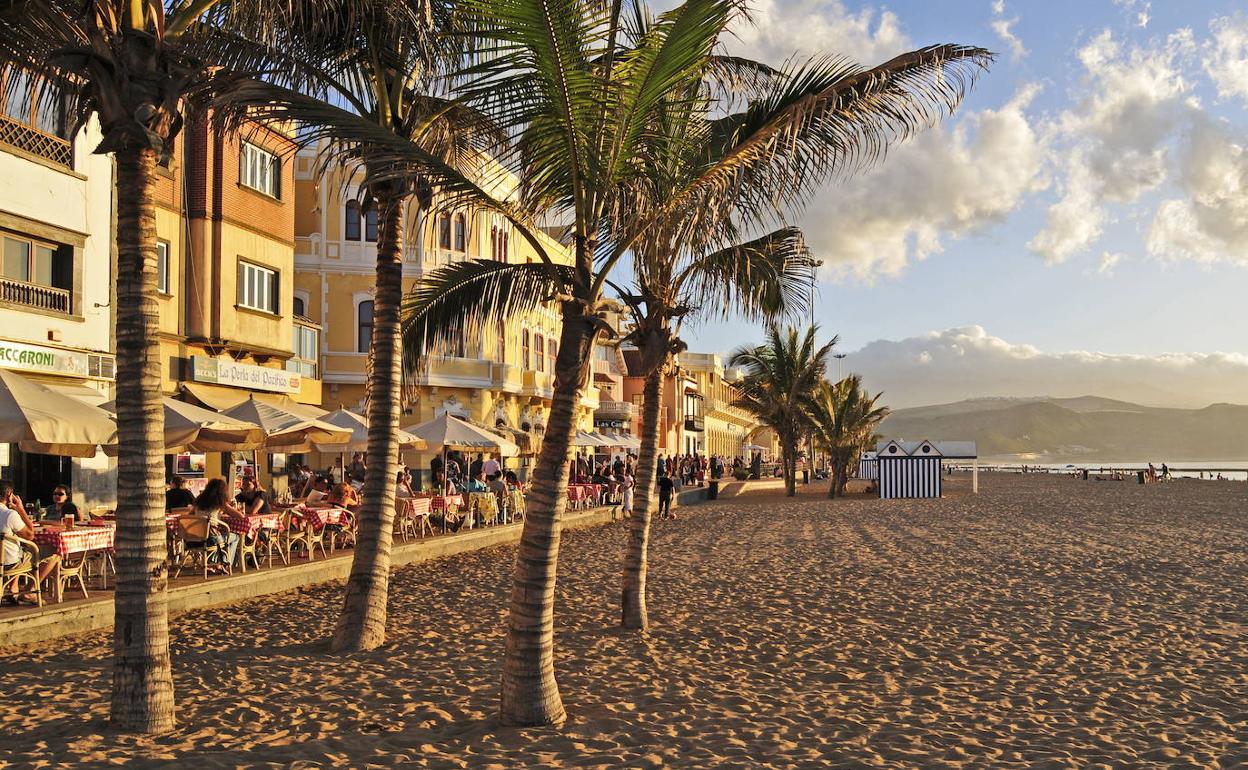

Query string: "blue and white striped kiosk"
[[876, 439, 979, 499], [857, 451, 879, 481], [877, 439, 943, 499]]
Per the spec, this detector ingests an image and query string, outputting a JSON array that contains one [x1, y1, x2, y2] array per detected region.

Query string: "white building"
[[0, 76, 116, 508]]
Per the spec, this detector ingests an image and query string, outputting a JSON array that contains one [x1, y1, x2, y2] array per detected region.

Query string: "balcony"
[[580, 385, 600, 410], [491, 362, 524, 391], [0, 277, 70, 314], [426, 356, 492, 387], [522, 369, 553, 397], [0, 114, 72, 167], [684, 414, 705, 432], [595, 399, 637, 421]]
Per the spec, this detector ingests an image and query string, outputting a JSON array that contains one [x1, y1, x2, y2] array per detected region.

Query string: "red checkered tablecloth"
[[432, 495, 463, 513], [298, 506, 351, 528], [402, 498, 432, 516], [33, 525, 115, 558], [223, 512, 284, 538]]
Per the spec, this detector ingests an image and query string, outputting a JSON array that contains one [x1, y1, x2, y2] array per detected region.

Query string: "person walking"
[[657, 471, 675, 520]]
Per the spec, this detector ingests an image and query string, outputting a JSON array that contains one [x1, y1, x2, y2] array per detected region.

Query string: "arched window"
[[522, 330, 530, 370], [453, 213, 466, 252], [496, 320, 506, 363], [548, 339, 557, 372], [357, 300, 374, 352], [534, 335, 545, 373], [364, 201, 378, 243], [292, 296, 306, 318], [344, 201, 361, 241], [438, 213, 452, 249]]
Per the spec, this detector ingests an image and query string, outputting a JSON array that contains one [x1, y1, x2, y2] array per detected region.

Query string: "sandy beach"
[[1, 473, 1245, 768]]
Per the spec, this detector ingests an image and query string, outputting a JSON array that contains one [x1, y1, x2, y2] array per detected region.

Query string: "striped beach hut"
[[857, 451, 879, 481], [877, 439, 944, 499]]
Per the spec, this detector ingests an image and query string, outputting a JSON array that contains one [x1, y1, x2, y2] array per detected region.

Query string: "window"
[[2, 232, 70, 289], [237, 261, 278, 313], [289, 322, 319, 378], [496, 320, 506, 363], [364, 202, 378, 243], [156, 240, 170, 294], [240, 142, 280, 198], [437, 213, 452, 249], [534, 335, 545, 373], [292, 296, 306, 318], [453, 214, 466, 252], [522, 330, 530, 370], [548, 340, 557, 372], [357, 300, 374, 352], [344, 201, 361, 241]]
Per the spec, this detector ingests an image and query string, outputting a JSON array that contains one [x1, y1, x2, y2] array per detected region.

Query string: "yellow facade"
[[679, 352, 767, 459], [293, 147, 595, 483]]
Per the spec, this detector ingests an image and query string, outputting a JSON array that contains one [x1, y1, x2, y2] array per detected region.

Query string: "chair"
[[395, 498, 432, 541], [508, 489, 526, 522], [172, 515, 225, 579], [475, 493, 500, 527], [282, 510, 325, 561], [53, 554, 89, 602], [327, 510, 357, 552], [236, 529, 261, 573], [257, 523, 287, 568], [0, 534, 42, 607]]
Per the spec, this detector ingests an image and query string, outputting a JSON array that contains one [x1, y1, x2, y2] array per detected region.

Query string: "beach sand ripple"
[[0, 474, 1245, 768]]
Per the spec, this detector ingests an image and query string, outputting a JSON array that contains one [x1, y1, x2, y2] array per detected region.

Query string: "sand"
[[0, 473, 1245, 768]]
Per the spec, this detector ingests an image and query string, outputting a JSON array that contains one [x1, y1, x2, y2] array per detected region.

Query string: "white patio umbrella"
[[222, 396, 352, 451], [0, 369, 116, 457], [101, 396, 264, 453], [314, 408, 427, 453], [404, 412, 518, 453]]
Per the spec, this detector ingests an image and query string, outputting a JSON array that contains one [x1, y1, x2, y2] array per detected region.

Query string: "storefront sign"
[[191, 355, 300, 393], [0, 340, 89, 377]]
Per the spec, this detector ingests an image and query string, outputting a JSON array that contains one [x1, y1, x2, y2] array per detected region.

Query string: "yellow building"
[[678, 352, 769, 459], [152, 114, 323, 491], [292, 147, 597, 483]]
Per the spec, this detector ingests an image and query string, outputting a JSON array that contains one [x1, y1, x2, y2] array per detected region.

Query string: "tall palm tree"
[[614, 18, 992, 629], [394, 0, 990, 724], [729, 325, 837, 497], [0, 0, 301, 733], [218, 0, 507, 652], [806, 375, 889, 497]]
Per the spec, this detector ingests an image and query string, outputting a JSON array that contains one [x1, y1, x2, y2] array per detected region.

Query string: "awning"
[[684, 387, 703, 397], [181, 381, 325, 418], [592, 372, 617, 384], [41, 380, 110, 407]]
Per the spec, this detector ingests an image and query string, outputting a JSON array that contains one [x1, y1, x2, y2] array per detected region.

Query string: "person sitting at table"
[[235, 477, 271, 516], [395, 470, 416, 499], [1, 495, 59, 604], [328, 482, 360, 509], [303, 476, 331, 504], [44, 485, 84, 523], [165, 476, 196, 512], [191, 478, 241, 575], [0, 480, 26, 522], [488, 471, 507, 503], [466, 471, 489, 493]]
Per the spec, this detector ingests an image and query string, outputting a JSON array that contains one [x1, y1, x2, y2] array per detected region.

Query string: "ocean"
[[969, 461, 1248, 481]]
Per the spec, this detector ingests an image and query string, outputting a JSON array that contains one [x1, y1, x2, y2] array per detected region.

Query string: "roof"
[[877, 439, 977, 459]]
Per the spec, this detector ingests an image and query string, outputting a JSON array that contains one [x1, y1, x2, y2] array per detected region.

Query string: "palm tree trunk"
[[333, 193, 405, 652], [499, 300, 595, 727], [621, 366, 662, 629], [783, 433, 797, 496], [110, 147, 175, 734]]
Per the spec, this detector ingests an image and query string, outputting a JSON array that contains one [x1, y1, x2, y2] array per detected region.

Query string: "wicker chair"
[[0, 534, 42, 606], [236, 530, 261, 573], [53, 554, 89, 602], [282, 510, 326, 561]]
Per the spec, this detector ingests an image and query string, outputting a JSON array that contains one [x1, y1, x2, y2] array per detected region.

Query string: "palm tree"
[[218, 0, 508, 652], [806, 375, 889, 497], [614, 21, 992, 629], [393, 0, 990, 724], [0, 0, 301, 733], [729, 325, 837, 497]]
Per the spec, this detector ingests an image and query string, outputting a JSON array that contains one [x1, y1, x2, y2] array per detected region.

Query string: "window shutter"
[[236, 260, 245, 306]]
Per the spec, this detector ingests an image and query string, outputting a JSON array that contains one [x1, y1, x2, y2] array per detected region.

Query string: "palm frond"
[[677, 225, 814, 321], [401, 259, 575, 374]]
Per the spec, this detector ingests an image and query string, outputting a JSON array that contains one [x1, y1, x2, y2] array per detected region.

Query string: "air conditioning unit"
[[88, 353, 116, 379]]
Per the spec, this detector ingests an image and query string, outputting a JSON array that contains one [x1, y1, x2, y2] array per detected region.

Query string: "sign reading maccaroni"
[[191, 355, 300, 394], [0, 340, 89, 377]]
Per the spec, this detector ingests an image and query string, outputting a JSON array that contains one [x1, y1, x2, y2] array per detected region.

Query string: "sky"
[[679, 0, 1248, 408]]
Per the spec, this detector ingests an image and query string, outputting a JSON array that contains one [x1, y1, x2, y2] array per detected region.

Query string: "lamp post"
[[806, 259, 823, 483]]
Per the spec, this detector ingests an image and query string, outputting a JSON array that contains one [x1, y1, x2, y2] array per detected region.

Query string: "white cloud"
[[1113, 0, 1151, 28], [989, 1, 1026, 61], [807, 85, 1047, 281], [729, 0, 910, 65], [1145, 114, 1248, 264], [849, 326, 1248, 409], [1097, 250, 1124, 275], [1030, 29, 1197, 262], [1203, 13, 1248, 103]]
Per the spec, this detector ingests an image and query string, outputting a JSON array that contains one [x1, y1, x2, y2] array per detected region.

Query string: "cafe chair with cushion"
[[172, 515, 224, 579], [0, 534, 42, 607]]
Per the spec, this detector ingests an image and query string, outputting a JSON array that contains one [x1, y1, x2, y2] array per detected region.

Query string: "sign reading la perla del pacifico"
[[191, 355, 300, 393]]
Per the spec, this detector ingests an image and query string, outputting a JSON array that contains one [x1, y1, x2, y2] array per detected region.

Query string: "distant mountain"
[[878, 396, 1248, 461]]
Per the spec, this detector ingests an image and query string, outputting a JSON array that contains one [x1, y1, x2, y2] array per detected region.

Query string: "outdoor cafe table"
[[222, 512, 284, 539], [431, 495, 463, 513], [296, 505, 352, 529], [33, 522, 115, 558]]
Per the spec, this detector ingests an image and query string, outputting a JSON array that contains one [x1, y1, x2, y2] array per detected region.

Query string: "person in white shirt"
[[482, 455, 501, 478], [1, 497, 59, 604]]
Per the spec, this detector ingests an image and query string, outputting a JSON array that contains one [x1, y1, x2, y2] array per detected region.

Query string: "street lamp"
[[806, 258, 823, 483]]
